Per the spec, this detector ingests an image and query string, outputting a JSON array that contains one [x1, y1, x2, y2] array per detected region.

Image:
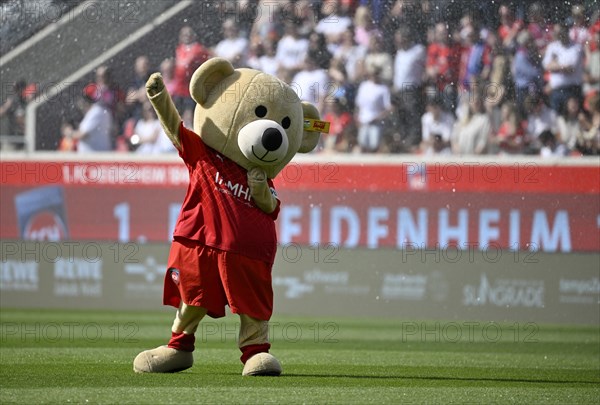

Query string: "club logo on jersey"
[[170, 269, 180, 285]]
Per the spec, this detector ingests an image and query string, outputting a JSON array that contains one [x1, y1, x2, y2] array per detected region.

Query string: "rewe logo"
[[24, 211, 68, 241], [0, 260, 39, 291], [54, 258, 102, 297]]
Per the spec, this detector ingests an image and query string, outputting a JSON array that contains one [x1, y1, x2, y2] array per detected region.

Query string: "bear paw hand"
[[247, 167, 267, 184], [146, 73, 165, 97]]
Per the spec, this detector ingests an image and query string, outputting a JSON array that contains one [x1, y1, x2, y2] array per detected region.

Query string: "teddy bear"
[[133, 57, 321, 376]]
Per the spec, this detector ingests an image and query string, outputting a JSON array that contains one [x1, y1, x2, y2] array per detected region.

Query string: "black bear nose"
[[261, 128, 283, 151]]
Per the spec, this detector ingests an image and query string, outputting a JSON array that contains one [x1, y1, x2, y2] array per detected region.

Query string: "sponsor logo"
[[0, 260, 39, 291], [54, 258, 102, 297], [15, 186, 69, 241], [274, 269, 368, 299], [559, 277, 600, 304], [214, 171, 252, 202], [273, 276, 314, 299], [123, 256, 165, 296], [381, 273, 427, 300], [463, 274, 545, 308], [380, 271, 449, 302], [24, 211, 68, 241]]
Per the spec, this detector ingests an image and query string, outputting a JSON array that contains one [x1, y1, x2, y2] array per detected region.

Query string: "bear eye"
[[255, 105, 267, 118], [281, 116, 291, 129]]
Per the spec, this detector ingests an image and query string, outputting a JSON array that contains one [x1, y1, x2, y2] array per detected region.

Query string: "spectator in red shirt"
[[491, 102, 527, 154], [425, 22, 461, 112], [322, 98, 356, 153], [172, 26, 210, 113]]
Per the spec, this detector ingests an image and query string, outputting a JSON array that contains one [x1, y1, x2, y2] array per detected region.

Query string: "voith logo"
[[24, 211, 68, 241], [124, 256, 165, 296]]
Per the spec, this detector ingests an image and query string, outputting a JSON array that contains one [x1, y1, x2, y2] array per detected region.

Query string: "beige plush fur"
[[137, 57, 322, 375], [133, 345, 193, 373]]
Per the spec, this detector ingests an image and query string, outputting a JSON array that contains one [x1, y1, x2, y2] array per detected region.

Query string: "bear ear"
[[298, 101, 321, 153], [189, 58, 235, 106]]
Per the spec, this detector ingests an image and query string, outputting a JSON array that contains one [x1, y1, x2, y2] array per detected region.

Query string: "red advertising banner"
[[1, 157, 599, 252]]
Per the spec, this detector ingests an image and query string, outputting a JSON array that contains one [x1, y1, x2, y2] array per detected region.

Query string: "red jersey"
[[173, 43, 209, 97], [173, 123, 279, 264], [426, 42, 459, 90]]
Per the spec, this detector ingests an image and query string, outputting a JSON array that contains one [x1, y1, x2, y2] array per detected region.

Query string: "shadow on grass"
[[278, 373, 599, 385]]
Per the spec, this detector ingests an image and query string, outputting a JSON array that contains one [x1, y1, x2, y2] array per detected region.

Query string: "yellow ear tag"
[[303, 118, 330, 134]]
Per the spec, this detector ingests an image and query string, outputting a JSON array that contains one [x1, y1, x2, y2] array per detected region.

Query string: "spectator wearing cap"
[[542, 23, 585, 114], [61, 85, 113, 152]]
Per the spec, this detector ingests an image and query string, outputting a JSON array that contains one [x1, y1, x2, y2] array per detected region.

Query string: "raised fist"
[[146, 73, 165, 97]]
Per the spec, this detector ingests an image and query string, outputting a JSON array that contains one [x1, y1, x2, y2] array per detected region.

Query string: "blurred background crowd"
[[2, 0, 599, 156]]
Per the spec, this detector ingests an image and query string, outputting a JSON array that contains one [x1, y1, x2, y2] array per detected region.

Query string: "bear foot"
[[133, 345, 193, 373], [242, 353, 282, 376]]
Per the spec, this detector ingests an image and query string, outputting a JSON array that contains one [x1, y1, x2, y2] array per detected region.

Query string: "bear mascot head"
[[188, 57, 321, 178], [133, 58, 324, 377]]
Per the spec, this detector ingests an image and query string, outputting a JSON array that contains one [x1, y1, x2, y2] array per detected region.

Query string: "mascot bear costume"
[[133, 57, 321, 376]]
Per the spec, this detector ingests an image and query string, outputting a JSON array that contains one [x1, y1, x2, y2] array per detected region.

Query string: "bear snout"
[[262, 128, 283, 152], [238, 120, 289, 166]]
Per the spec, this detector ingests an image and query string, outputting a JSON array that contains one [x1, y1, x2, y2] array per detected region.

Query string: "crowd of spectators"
[[7, 0, 599, 156]]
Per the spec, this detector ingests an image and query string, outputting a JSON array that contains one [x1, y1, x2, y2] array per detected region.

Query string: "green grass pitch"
[[1, 309, 598, 404]]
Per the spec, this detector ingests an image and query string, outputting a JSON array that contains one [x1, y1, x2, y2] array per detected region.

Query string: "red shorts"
[[163, 238, 273, 321]]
